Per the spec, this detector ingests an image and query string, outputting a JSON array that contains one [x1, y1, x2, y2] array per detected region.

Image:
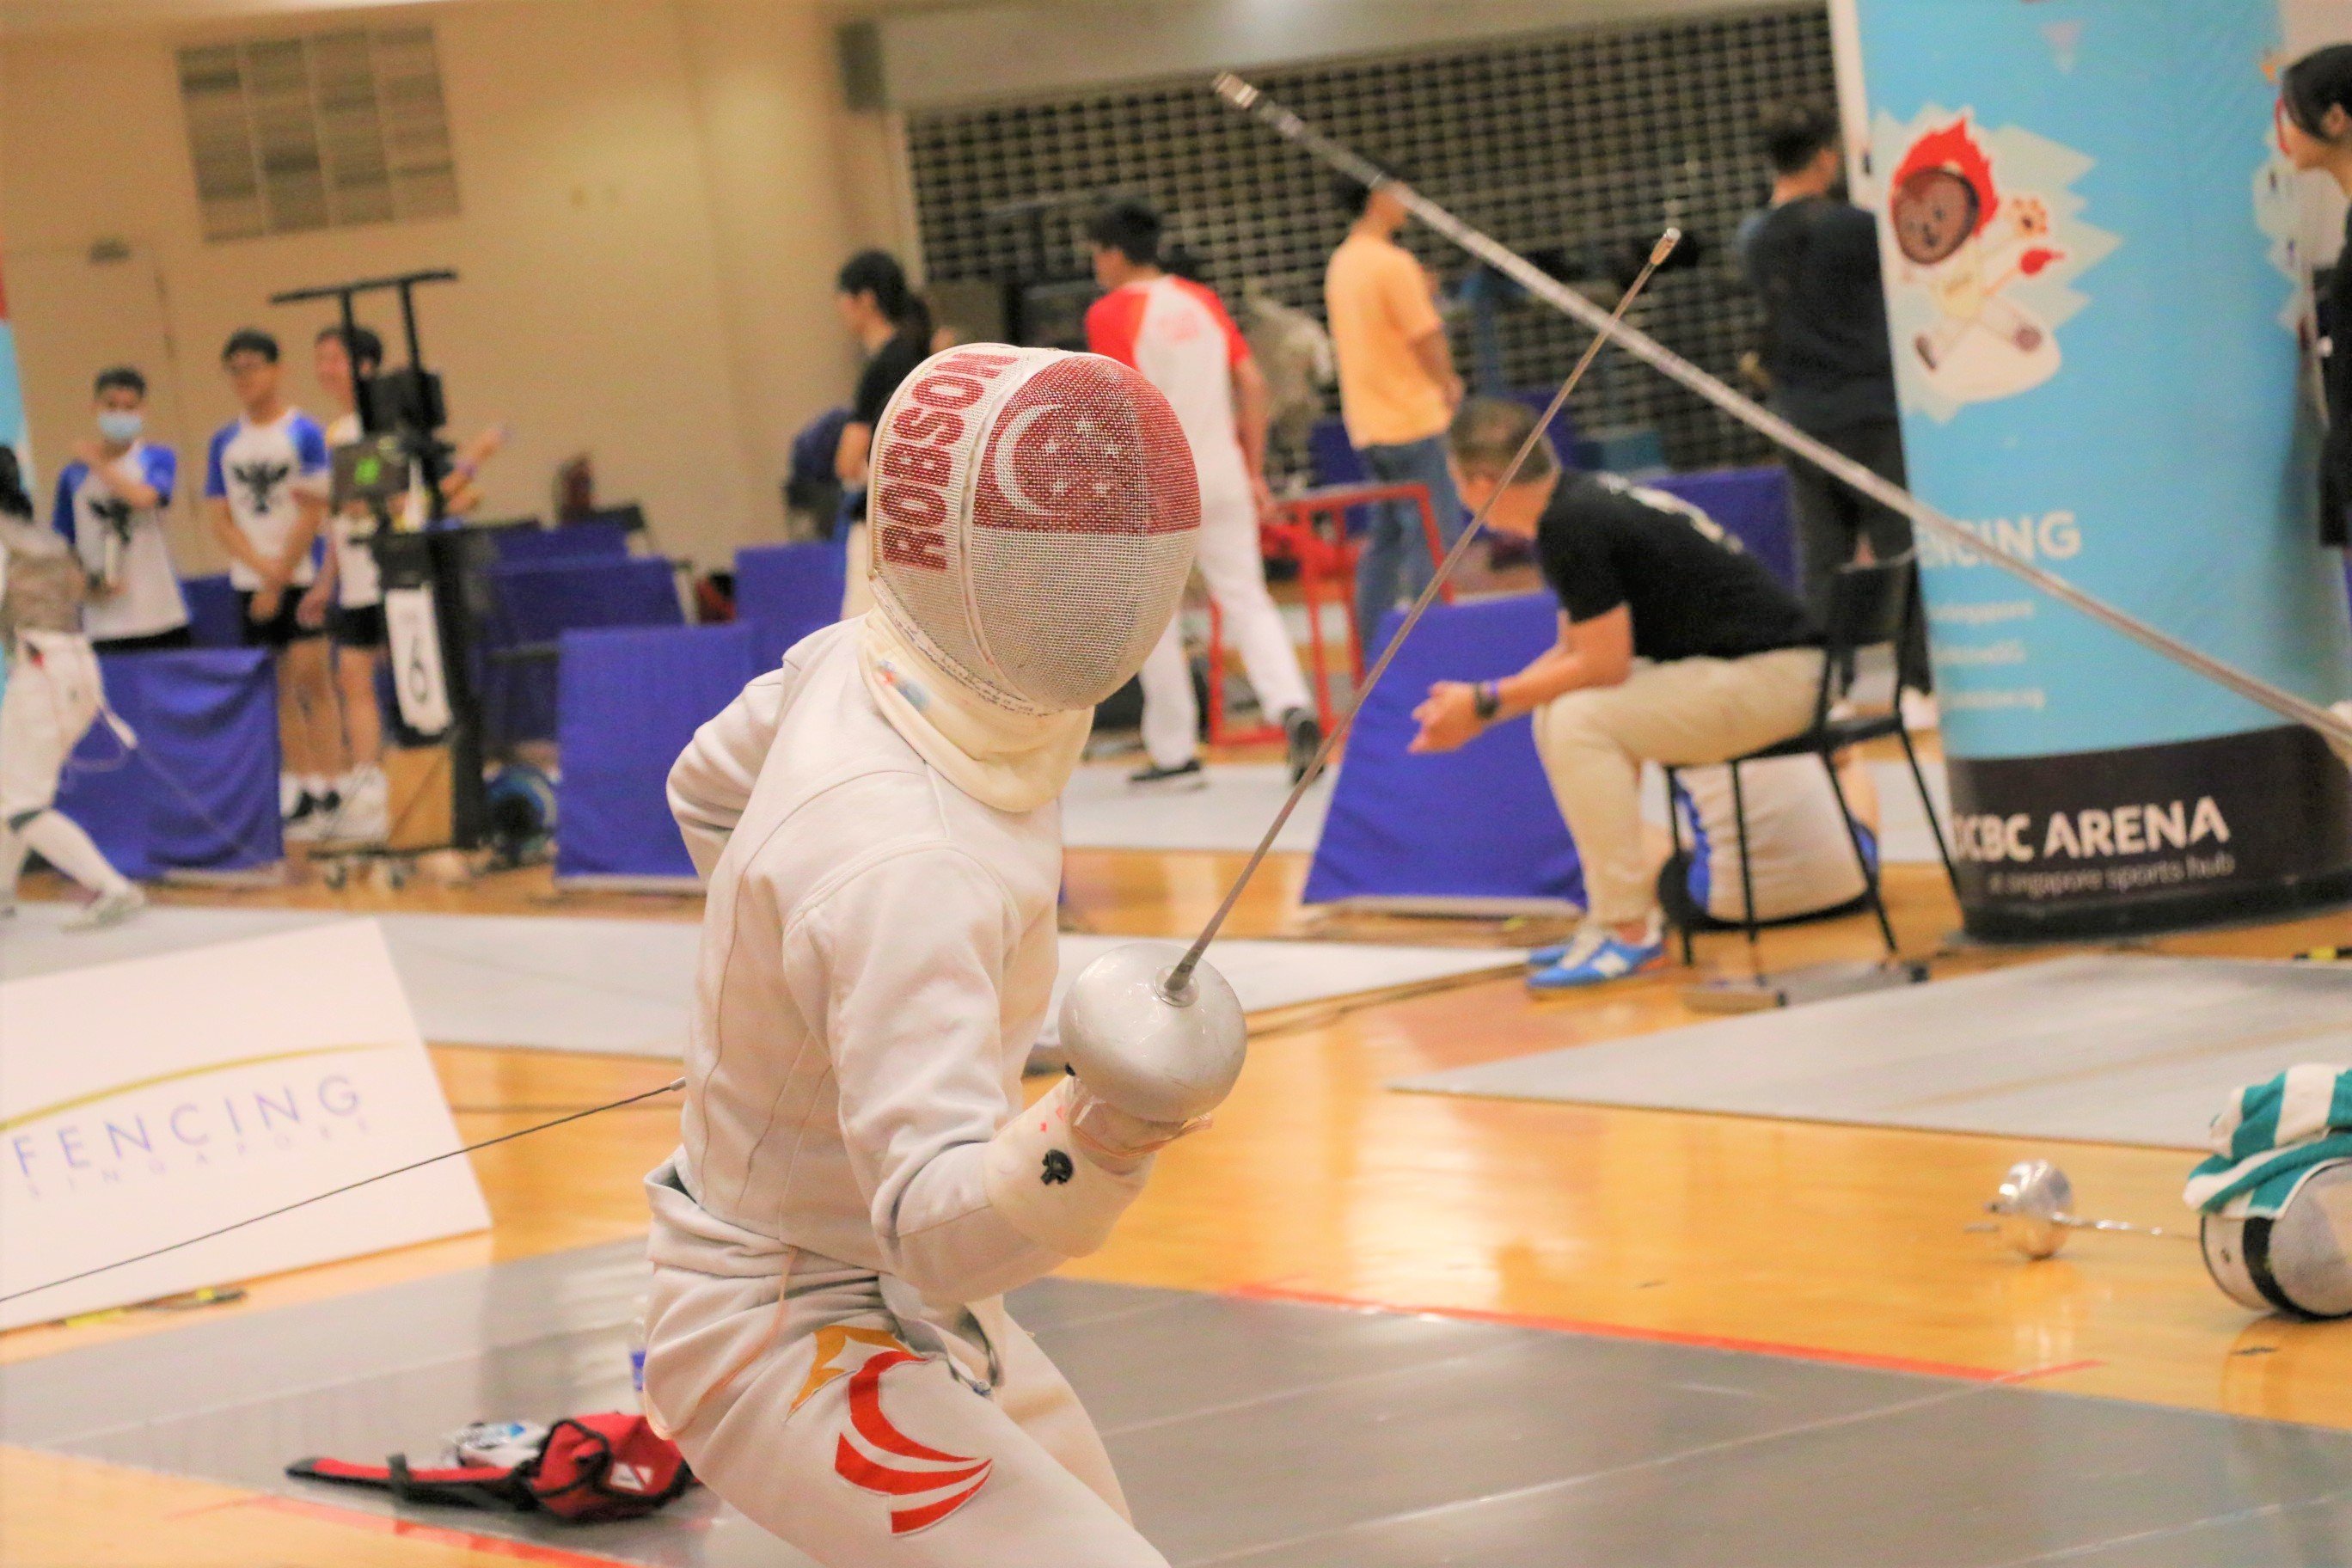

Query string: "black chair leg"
[[1663, 765, 1694, 967], [1823, 750, 1899, 959], [1896, 726, 1961, 903], [1730, 760, 1761, 979]]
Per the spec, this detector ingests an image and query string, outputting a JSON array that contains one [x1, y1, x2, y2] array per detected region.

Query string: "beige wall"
[[3, 0, 874, 572]]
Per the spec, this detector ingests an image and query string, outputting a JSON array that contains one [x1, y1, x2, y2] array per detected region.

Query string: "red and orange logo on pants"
[[799, 1326, 993, 1535]]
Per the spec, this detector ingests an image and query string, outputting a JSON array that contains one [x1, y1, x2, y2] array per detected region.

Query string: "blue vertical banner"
[[1, 244, 23, 714], [0, 244, 24, 478], [1844, 0, 2352, 938]]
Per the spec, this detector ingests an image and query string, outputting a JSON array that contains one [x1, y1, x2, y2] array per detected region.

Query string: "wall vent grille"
[[180, 24, 459, 242]]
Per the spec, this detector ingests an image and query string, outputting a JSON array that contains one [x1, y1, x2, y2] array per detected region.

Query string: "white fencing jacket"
[[663, 621, 1141, 1308]]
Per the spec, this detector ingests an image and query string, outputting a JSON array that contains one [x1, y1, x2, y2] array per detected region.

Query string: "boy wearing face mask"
[[54, 366, 189, 653]]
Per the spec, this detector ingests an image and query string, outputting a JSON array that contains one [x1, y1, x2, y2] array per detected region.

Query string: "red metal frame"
[[1204, 481, 1450, 745]]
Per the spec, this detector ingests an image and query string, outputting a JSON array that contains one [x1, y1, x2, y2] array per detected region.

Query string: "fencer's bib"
[[859, 344, 1198, 809]]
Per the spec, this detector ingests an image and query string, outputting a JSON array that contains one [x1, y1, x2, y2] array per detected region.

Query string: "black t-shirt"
[[1736, 196, 1897, 434], [2319, 207, 2352, 548], [1536, 473, 1819, 662], [846, 327, 931, 522], [853, 327, 931, 428]]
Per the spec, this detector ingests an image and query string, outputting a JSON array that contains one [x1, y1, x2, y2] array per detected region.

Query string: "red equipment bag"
[[526, 1414, 695, 1521], [288, 1412, 693, 1523]]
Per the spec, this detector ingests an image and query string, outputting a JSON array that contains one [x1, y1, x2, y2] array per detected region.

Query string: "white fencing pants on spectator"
[[1138, 485, 1311, 769], [1531, 647, 1822, 928], [1, 631, 101, 822]]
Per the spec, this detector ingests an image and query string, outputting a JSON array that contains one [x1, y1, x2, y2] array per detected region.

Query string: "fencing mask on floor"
[[858, 345, 1199, 810], [2202, 1161, 2352, 1320]]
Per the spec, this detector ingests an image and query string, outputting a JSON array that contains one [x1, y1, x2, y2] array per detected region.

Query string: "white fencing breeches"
[[1, 633, 129, 897], [1138, 484, 1310, 769], [2, 633, 102, 820], [643, 1173, 1166, 1566]]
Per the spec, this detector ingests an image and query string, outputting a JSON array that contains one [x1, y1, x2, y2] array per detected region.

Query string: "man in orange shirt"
[[1324, 174, 1465, 656]]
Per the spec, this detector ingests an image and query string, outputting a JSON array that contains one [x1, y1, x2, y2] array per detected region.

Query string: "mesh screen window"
[[180, 25, 460, 243], [905, 6, 1835, 472]]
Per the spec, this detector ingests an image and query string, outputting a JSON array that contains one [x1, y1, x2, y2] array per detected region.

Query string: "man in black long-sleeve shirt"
[[1737, 101, 1929, 696]]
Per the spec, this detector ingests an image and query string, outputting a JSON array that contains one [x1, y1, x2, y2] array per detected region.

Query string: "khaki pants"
[[1532, 647, 1824, 928]]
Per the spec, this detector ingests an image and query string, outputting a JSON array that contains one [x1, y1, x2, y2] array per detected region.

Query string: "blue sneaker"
[[1528, 929, 1667, 989], [1527, 924, 1651, 969]]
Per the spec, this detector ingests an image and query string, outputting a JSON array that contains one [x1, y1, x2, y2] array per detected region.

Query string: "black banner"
[[1945, 726, 2352, 940]]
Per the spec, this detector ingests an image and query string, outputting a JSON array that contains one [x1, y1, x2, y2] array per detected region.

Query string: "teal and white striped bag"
[[2182, 1065, 2352, 1221]]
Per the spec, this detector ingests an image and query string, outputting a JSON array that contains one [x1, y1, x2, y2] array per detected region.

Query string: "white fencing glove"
[[1067, 1076, 1210, 1176]]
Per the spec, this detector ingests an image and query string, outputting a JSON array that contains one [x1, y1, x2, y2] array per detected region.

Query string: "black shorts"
[[92, 626, 193, 656], [236, 589, 327, 650], [332, 603, 389, 651]]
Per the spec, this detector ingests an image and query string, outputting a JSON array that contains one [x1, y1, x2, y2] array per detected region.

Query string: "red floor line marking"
[[1230, 1283, 2106, 1386], [1996, 1357, 2105, 1385], [226, 1493, 644, 1565]]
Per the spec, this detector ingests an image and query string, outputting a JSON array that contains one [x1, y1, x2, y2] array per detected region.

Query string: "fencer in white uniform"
[[643, 345, 1214, 1565], [0, 486, 144, 928]]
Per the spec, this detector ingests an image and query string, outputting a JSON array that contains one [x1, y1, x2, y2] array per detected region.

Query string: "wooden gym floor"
[[4, 741, 2350, 1565]]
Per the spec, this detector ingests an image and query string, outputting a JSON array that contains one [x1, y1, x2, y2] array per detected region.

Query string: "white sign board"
[[384, 584, 453, 737], [0, 921, 489, 1328]]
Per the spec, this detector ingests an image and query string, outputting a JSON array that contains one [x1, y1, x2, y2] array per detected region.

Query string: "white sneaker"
[[1901, 690, 1939, 732], [284, 789, 346, 844], [334, 779, 390, 845], [64, 883, 145, 932]]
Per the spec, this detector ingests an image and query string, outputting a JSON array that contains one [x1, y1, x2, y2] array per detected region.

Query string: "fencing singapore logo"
[[3, 1045, 395, 1201], [1875, 105, 2118, 419]]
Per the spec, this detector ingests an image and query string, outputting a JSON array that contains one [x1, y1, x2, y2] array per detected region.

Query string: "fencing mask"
[[2202, 1161, 2352, 1320], [859, 345, 1199, 811]]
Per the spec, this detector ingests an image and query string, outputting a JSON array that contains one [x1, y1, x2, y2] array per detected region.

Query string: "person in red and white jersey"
[[1085, 199, 1320, 787]]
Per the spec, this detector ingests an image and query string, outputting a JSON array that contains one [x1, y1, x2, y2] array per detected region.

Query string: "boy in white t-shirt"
[[202, 328, 346, 838], [306, 322, 506, 844], [54, 365, 188, 653]]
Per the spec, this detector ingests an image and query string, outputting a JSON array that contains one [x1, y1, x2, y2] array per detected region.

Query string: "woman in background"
[[832, 250, 934, 616], [2280, 42, 2352, 551]]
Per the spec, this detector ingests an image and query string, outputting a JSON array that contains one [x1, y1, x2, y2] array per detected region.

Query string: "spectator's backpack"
[[787, 407, 853, 538]]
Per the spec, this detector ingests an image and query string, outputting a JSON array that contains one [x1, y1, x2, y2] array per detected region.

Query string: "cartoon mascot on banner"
[[1888, 118, 2070, 401]]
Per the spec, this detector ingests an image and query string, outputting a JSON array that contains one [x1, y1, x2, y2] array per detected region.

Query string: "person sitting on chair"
[[1408, 397, 1825, 989]]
